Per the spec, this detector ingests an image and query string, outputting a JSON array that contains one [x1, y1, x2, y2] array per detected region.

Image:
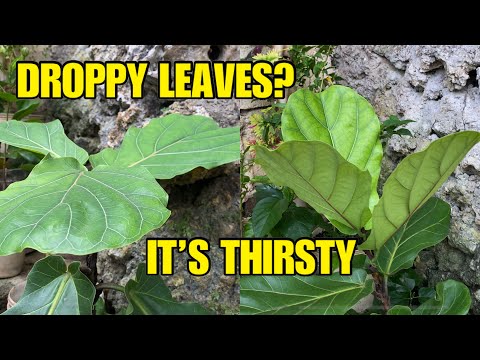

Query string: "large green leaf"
[[0, 157, 170, 255], [255, 141, 372, 234], [0, 119, 89, 164], [252, 197, 289, 237], [2, 255, 95, 315], [125, 263, 211, 315], [90, 114, 240, 179], [240, 270, 374, 315], [375, 197, 450, 276], [364, 131, 480, 250], [270, 206, 321, 240], [281, 86, 383, 212], [413, 280, 471, 315]]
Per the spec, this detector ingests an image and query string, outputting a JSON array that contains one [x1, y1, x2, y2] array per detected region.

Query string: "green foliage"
[[288, 45, 341, 92], [0, 114, 240, 315], [124, 263, 212, 315], [90, 114, 239, 179], [248, 104, 284, 147], [245, 84, 478, 315], [240, 269, 373, 315], [2, 256, 95, 315], [380, 115, 415, 144]]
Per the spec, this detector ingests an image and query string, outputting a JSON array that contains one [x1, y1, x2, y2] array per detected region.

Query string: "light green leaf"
[[125, 263, 211, 315], [255, 141, 372, 234], [387, 305, 413, 315], [90, 114, 240, 179], [2, 255, 95, 315], [375, 197, 450, 276], [365, 131, 480, 250], [0, 119, 89, 164], [413, 280, 471, 315], [252, 197, 289, 237], [240, 270, 374, 315], [281, 86, 383, 213], [0, 157, 170, 255]]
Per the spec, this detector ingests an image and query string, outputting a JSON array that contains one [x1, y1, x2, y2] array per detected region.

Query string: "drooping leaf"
[[387, 305, 413, 315], [281, 86, 383, 212], [2, 255, 95, 315], [255, 141, 372, 234], [240, 270, 374, 315], [413, 280, 471, 315], [125, 263, 211, 315], [252, 197, 289, 237], [13, 99, 41, 120], [364, 131, 480, 250], [0, 119, 89, 164], [270, 206, 321, 240], [375, 197, 450, 276], [0, 157, 170, 255], [90, 114, 240, 179]]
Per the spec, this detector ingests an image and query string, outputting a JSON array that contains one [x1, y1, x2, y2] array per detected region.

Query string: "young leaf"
[[125, 263, 211, 315], [0, 157, 170, 255], [0, 119, 89, 164], [252, 197, 289, 237], [365, 131, 480, 250], [240, 270, 374, 315], [90, 114, 240, 179], [374, 197, 450, 276], [255, 141, 372, 234], [413, 280, 471, 315], [281, 86, 383, 212], [387, 305, 413, 315], [2, 256, 95, 315]]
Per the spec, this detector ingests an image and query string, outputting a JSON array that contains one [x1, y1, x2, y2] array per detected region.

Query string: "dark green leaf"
[[2, 255, 95, 315], [418, 287, 436, 304], [252, 197, 289, 236], [0, 92, 16, 102], [270, 206, 321, 240], [255, 183, 282, 201], [13, 99, 40, 120], [243, 220, 254, 237], [394, 128, 413, 137], [125, 263, 211, 315]]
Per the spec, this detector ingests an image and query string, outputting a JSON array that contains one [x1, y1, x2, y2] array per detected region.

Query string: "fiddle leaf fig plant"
[[242, 85, 479, 315], [0, 114, 240, 315]]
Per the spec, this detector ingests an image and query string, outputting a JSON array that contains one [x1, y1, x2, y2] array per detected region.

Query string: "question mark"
[[273, 61, 295, 99]]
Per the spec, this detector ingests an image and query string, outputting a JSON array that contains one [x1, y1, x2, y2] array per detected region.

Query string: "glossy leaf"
[[240, 269, 374, 315], [125, 263, 211, 315], [255, 141, 372, 234], [413, 280, 471, 315], [2, 256, 95, 315], [270, 206, 321, 240], [252, 197, 289, 237], [375, 197, 450, 276], [281, 86, 383, 211], [365, 131, 480, 250], [0, 119, 89, 164], [90, 114, 240, 179], [0, 157, 170, 255]]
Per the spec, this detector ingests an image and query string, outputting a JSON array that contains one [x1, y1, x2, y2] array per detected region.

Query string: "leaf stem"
[[96, 283, 125, 293], [2, 102, 10, 190]]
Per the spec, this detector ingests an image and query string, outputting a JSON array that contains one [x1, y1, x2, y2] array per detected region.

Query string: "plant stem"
[[2, 103, 9, 190], [96, 283, 125, 293]]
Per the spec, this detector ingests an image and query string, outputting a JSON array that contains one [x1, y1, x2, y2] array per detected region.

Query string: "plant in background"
[[241, 85, 479, 315], [380, 115, 415, 145], [0, 45, 42, 190], [0, 114, 240, 315]]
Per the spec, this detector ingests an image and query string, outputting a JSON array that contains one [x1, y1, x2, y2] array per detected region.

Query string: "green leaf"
[[255, 141, 372, 234], [270, 206, 321, 240], [240, 270, 374, 315], [374, 197, 450, 276], [413, 280, 471, 315], [281, 86, 383, 212], [13, 99, 40, 120], [387, 305, 413, 315], [365, 131, 480, 250], [252, 197, 289, 236], [418, 287, 436, 304], [2, 256, 95, 315], [388, 269, 422, 306], [125, 263, 211, 315], [255, 183, 282, 201], [0, 157, 170, 255], [382, 116, 415, 129], [243, 220, 254, 237], [0, 119, 89, 164], [394, 128, 413, 137], [0, 92, 16, 102], [90, 114, 240, 179]]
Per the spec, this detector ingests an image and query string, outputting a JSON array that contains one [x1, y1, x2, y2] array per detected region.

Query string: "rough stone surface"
[[334, 45, 480, 313], [28, 45, 241, 314]]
